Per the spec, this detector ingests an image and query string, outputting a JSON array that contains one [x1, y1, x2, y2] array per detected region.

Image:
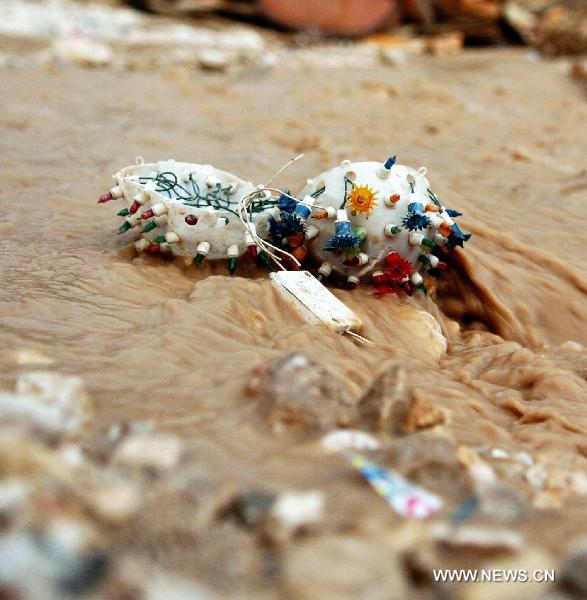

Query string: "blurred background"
[[1, 0, 586, 73]]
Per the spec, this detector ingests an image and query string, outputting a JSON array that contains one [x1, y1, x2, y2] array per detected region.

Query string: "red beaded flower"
[[383, 252, 412, 284]]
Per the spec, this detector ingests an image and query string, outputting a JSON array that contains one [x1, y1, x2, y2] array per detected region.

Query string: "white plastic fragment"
[[321, 430, 380, 453], [270, 270, 363, 333], [270, 490, 324, 534], [113, 433, 183, 472]]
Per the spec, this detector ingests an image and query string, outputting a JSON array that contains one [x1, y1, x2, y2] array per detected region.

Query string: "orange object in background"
[[258, 0, 399, 36]]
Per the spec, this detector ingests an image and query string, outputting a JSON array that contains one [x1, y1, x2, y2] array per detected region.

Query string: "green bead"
[[419, 254, 431, 266], [117, 221, 132, 234], [353, 226, 367, 242], [154, 235, 166, 244], [194, 254, 204, 266], [258, 250, 273, 270], [417, 283, 427, 295], [143, 221, 156, 233], [229, 257, 237, 275], [117, 208, 130, 217], [421, 238, 436, 250]]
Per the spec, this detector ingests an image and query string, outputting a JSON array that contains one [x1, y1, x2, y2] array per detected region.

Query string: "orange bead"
[[390, 193, 400, 204], [314, 209, 328, 220], [292, 246, 308, 261], [438, 222, 453, 237], [288, 232, 305, 248], [425, 204, 440, 212]]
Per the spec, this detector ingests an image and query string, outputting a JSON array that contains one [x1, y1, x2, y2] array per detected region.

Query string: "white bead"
[[226, 244, 239, 258], [197, 241, 210, 255], [376, 165, 390, 179], [110, 185, 123, 199], [318, 262, 333, 277], [409, 232, 424, 246], [356, 253, 369, 266], [134, 238, 150, 252], [133, 190, 147, 205], [336, 209, 349, 223], [151, 202, 166, 216], [428, 254, 440, 268], [305, 225, 318, 240], [411, 272, 423, 285], [165, 232, 180, 243]]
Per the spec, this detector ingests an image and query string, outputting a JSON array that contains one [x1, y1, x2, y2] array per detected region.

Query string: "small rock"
[[270, 490, 324, 535], [83, 481, 141, 525], [431, 523, 522, 553], [112, 433, 183, 473], [250, 353, 357, 432], [197, 49, 229, 71], [358, 363, 409, 432], [379, 47, 407, 67], [525, 464, 548, 489], [514, 451, 534, 466], [403, 390, 450, 433], [426, 32, 464, 56], [0, 519, 109, 598], [489, 447, 509, 460], [228, 489, 276, 528], [52, 37, 113, 67], [321, 429, 379, 453], [0, 371, 91, 437], [14, 349, 55, 367], [560, 538, 587, 596], [0, 479, 32, 518]]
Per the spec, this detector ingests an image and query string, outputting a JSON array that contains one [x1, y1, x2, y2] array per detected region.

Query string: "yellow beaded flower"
[[347, 184, 378, 217]]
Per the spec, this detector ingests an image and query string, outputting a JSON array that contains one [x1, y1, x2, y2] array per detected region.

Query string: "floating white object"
[[109, 159, 275, 261], [321, 429, 380, 453], [270, 270, 362, 334]]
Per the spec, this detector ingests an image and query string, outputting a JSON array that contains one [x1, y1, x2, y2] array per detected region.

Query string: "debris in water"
[[347, 452, 442, 519], [321, 429, 380, 453]]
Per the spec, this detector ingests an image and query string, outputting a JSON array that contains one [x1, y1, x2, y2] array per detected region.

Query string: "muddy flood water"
[[1, 49, 587, 599]]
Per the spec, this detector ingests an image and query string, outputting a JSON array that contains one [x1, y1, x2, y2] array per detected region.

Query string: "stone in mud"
[[250, 353, 357, 432], [431, 523, 523, 553], [112, 433, 183, 473], [358, 363, 409, 433], [321, 429, 380, 453], [0, 520, 109, 598], [52, 37, 113, 67], [82, 480, 142, 525], [0, 371, 91, 438], [381, 434, 472, 502], [403, 390, 450, 433], [269, 490, 324, 536], [227, 489, 277, 528], [560, 538, 587, 597]]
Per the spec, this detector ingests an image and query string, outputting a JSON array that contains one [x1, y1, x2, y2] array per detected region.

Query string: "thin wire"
[[237, 154, 328, 271], [344, 330, 372, 345]]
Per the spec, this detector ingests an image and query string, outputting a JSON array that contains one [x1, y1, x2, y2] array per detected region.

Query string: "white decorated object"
[[111, 159, 274, 260], [297, 159, 436, 281]]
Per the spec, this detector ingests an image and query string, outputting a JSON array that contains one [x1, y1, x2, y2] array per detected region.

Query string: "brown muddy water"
[[1, 49, 587, 598]]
